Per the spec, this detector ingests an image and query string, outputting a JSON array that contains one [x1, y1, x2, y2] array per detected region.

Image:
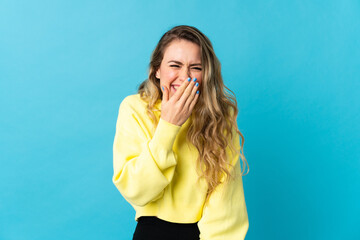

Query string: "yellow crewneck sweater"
[[112, 94, 249, 239]]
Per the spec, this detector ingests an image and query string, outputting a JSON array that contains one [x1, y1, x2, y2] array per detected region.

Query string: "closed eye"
[[170, 65, 180, 68], [192, 67, 202, 71]]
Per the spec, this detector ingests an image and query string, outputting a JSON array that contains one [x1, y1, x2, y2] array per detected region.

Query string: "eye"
[[192, 67, 202, 71], [170, 65, 180, 68]]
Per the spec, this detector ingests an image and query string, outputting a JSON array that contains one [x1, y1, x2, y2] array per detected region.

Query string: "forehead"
[[162, 39, 201, 61]]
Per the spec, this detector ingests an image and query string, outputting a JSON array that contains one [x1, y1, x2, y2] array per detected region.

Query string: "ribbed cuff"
[[151, 118, 181, 150], [148, 118, 181, 170]]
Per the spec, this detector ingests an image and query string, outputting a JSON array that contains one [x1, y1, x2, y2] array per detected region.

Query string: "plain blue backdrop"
[[0, 0, 359, 239]]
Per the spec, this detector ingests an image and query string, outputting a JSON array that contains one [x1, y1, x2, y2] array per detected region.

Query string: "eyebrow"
[[167, 60, 202, 66]]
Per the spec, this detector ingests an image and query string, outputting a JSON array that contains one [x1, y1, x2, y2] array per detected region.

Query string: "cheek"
[[162, 70, 177, 84], [167, 71, 177, 79], [195, 74, 202, 84]]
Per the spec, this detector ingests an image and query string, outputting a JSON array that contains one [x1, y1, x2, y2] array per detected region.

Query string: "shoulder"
[[121, 93, 146, 107], [115, 93, 160, 133], [118, 93, 148, 114], [115, 94, 150, 130]]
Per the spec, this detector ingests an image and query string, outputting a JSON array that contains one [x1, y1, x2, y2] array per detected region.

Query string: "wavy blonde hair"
[[138, 25, 249, 204]]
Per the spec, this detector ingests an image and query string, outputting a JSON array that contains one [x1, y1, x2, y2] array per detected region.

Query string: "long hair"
[[138, 25, 249, 205]]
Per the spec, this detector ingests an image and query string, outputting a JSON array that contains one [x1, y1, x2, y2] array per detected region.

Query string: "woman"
[[112, 25, 249, 240]]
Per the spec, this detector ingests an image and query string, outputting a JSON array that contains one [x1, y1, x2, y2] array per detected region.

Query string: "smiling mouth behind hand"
[[171, 85, 179, 91]]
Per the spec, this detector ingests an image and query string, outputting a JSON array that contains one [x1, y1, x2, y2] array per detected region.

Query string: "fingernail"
[[187, 77, 191, 82], [162, 86, 164, 91], [195, 82, 199, 87], [193, 78, 197, 82], [196, 90, 199, 94]]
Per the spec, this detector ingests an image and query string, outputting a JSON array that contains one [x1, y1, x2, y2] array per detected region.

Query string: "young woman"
[[112, 25, 249, 240]]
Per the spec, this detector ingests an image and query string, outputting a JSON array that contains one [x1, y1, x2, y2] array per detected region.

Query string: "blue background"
[[0, 0, 359, 239]]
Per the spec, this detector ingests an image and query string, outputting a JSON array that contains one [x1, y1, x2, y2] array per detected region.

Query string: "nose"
[[179, 67, 191, 81]]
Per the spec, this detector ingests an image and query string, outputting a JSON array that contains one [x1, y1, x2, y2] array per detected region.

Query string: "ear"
[[155, 69, 160, 79]]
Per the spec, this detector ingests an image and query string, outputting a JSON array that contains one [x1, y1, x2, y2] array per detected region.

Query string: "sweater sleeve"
[[112, 97, 181, 207], [197, 127, 249, 240]]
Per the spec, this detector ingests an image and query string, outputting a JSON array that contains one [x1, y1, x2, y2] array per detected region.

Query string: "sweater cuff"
[[148, 118, 181, 170], [151, 118, 181, 150]]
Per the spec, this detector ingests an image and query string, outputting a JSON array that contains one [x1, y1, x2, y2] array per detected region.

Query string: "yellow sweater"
[[112, 94, 249, 239]]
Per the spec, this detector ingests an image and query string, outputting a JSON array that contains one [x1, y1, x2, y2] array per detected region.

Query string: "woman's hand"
[[160, 77, 200, 126]]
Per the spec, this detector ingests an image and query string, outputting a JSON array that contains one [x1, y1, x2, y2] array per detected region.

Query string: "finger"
[[188, 89, 200, 111], [178, 77, 197, 104], [162, 85, 169, 103], [172, 77, 191, 101], [184, 80, 200, 107]]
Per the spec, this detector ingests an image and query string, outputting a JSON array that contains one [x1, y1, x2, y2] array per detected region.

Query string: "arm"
[[197, 127, 249, 240], [112, 97, 181, 207]]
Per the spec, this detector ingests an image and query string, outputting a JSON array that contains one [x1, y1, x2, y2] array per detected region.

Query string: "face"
[[156, 39, 202, 99]]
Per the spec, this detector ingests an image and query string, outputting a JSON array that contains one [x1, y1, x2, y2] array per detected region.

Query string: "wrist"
[[160, 116, 181, 126]]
